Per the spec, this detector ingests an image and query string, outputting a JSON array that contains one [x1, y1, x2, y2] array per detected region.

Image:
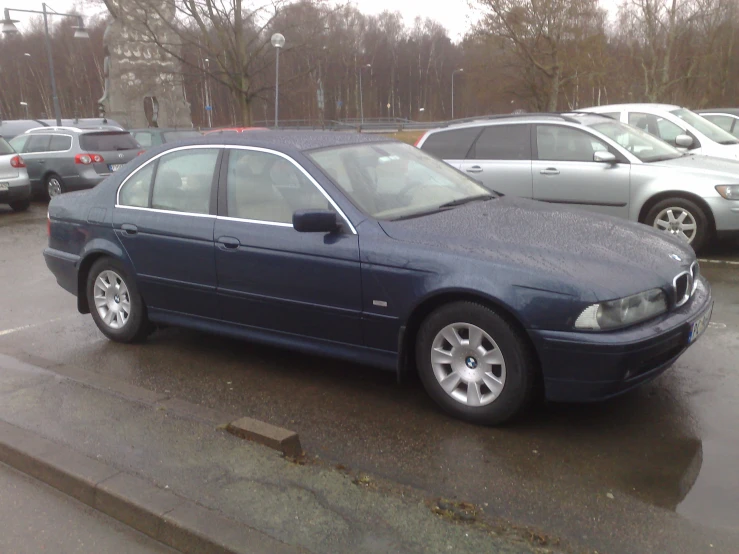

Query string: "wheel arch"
[[76, 245, 131, 314], [399, 290, 542, 385], [638, 191, 716, 234]]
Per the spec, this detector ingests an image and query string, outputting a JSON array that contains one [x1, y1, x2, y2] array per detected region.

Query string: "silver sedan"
[[417, 113, 739, 251]]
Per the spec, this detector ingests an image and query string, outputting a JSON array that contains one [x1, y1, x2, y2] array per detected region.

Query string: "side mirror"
[[593, 150, 617, 164], [292, 209, 340, 233], [675, 134, 693, 148]]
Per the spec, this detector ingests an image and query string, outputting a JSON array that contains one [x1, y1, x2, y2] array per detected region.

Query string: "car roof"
[[582, 103, 681, 112], [185, 130, 394, 152], [26, 125, 127, 134], [130, 128, 200, 133], [426, 112, 615, 132], [696, 108, 739, 116]]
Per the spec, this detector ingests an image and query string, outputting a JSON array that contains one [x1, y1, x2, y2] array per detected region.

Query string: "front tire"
[[9, 198, 31, 212], [645, 198, 709, 252], [86, 258, 152, 343], [415, 301, 536, 425]]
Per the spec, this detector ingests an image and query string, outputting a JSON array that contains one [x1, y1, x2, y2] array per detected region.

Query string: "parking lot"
[[2, 201, 738, 554]]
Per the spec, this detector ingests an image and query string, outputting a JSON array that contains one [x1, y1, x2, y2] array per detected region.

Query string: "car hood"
[[651, 153, 739, 178], [378, 196, 695, 301]]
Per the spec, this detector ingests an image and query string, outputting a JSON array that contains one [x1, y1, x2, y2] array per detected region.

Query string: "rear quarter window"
[[0, 138, 13, 155], [419, 128, 482, 159], [80, 132, 140, 151]]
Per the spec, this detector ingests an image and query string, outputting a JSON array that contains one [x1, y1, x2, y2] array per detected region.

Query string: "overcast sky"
[[10, 0, 616, 43]]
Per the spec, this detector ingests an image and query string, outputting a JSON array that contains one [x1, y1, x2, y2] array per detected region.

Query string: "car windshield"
[[0, 137, 14, 155], [79, 132, 140, 151], [308, 142, 493, 220], [587, 119, 684, 163], [163, 130, 202, 142], [670, 108, 739, 145]]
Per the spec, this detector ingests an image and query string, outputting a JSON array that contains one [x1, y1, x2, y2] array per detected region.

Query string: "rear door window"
[[26, 134, 51, 153], [80, 132, 140, 151], [469, 124, 531, 160], [419, 128, 482, 159], [48, 135, 72, 151]]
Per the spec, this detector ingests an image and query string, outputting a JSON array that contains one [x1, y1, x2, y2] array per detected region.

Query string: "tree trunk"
[[547, 66, 561, 111], [235, 90, 252, 126]]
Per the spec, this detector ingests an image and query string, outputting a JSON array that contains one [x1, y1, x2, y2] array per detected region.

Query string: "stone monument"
[[98, 0, 192, 129]]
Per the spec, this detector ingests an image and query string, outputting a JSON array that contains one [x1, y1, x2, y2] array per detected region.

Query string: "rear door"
[[459, 124, 533, 198], [113, 146, 221, 318], [418, 127, 482, 170], [532, 124, 631, 219], [79, 131, 142, 177]]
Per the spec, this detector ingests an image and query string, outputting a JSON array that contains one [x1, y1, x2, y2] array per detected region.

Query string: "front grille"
[[674, 273, 690, 306]]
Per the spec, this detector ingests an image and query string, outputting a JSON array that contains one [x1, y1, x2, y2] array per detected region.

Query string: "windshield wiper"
[[437, 194, 495, 209]]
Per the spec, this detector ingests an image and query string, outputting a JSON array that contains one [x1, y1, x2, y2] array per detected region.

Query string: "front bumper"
[[530, 276, 713, 402]]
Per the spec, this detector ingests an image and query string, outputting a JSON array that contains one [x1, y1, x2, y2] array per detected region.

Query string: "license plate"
[[0, 182, 8, 191], [688, 302, 713, 344], [109, 164, 124, 172]]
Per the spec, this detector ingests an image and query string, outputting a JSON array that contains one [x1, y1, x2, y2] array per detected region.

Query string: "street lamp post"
[[271, 33, 285, 128], [358, 63, 371, 126], [2, 4, 89, 126], [203, 57, 213, 129], [20, 101, 29, 118], [451, 68, 463, 120]]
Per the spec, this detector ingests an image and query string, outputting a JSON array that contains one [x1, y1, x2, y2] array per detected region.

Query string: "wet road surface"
[[2, 203, 738, 553]]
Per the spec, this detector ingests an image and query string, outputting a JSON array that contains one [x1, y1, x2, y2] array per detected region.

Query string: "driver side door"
[[214, 147, 363, 345]]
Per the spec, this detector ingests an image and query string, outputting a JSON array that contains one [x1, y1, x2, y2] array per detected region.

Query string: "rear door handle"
[[466, 166, 483, 174], [540, 168, 560, 175], [121, 224, 138, 235], [217, 236, 240, 249]]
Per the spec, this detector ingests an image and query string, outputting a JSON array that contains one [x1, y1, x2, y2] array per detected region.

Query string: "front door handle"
[[540, 168, 560, 175], [466, 165, 483, 174], [217, 236, 240, 249], [121, 224, 138, 235]]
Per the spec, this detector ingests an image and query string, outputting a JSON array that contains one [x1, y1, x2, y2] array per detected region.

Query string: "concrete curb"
[[0, 420, 303, 554]]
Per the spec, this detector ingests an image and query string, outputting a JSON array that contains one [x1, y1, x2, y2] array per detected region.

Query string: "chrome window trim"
[[114, 205, 216, 218], [115, 143, 357, 235]]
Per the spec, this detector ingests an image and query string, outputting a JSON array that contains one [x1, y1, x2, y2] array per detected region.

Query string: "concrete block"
[[226, 417, 302, 457]]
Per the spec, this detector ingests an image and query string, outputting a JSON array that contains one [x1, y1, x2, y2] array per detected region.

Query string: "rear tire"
[[9, 199, 30, 212], [415, 301, 536, 425], [645, 197, 709, 252], [86, 257, 153, 343], [45, 173, 65, 200]]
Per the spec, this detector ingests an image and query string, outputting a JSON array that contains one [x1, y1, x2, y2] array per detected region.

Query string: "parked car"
[[130, 128, 203, 149], [9, 126, 143, 199], [44, 131, 713, 425], [0, 136, 31, 212], [416, 113, 739, 251], [579, 104, 739, 159], [695, 108, 739, 138]]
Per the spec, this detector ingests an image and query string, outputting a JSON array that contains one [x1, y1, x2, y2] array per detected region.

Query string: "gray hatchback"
[[9, 126, 142, 199]]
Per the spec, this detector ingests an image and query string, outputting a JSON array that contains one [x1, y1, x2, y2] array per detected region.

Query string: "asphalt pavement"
[[0, 462, 176, 554], [1, 202, 739, 553]]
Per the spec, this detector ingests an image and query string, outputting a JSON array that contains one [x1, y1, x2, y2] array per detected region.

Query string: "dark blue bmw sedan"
[[44, 131, 713, 424]]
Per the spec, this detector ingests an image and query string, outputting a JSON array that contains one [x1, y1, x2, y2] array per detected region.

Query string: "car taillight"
[[414, 133, 427, 147], [47, 214, 51, 236], [75, 153, 104, 165], [10, 155, 26, 168]]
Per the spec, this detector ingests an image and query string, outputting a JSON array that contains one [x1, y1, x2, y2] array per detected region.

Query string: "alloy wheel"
[[93, 270, 131, 330], [47, 177, 63, 198], [653, 207, 697, 243], [430, 322, 507, 407]]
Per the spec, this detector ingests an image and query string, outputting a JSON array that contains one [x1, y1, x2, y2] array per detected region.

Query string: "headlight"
[[574, 288, 668, 330], [715, 185, 739, 199]]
